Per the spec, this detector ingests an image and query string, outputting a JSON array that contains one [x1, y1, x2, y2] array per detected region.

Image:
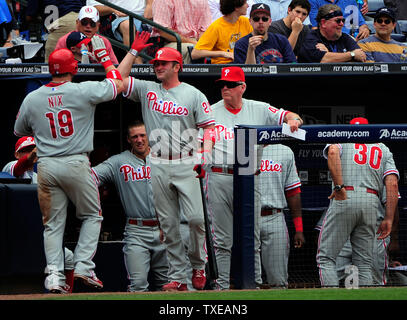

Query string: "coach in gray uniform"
[[14, 37, 124, 293], [204, 66, 303, 290], [317, 117, 399, 287], [92, 121, 168, 292]]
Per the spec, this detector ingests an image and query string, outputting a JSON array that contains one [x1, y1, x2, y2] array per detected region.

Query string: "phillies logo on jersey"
[[120, 164, 151, 182], [215, 124, 234, 141], [260, 159, 283, 173], [146, 91, 189, 116]]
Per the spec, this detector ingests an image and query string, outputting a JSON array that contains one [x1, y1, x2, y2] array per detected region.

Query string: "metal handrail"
[[92, 0, 182, 61]]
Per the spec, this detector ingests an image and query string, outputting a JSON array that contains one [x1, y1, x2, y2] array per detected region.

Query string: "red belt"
[[211, 167, 234, 174], [128, 219, 159, 227], [344, 186, 378, 196], [261, 208, 282, 216]]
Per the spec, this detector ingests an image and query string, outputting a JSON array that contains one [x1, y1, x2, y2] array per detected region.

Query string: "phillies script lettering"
[[120, 165, 151, 182], [260, 159, 282, 172], [147, 91, 189, 116], [215, 125, 234, 140]]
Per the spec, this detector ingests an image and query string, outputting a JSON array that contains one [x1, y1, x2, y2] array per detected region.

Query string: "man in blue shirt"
[[234, 3, 297, 63], [308, 0, 370, 40], [298, 3, 366, 62]]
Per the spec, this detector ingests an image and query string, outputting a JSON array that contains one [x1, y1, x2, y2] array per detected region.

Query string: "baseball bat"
[[197, 167, 218, 280]]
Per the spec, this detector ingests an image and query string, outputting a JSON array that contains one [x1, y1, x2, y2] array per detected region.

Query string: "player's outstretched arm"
[[118, 31, 153, 91], [91, 35, 124, 94]]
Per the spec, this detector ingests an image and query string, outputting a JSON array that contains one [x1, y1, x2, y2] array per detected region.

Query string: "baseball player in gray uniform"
[[259, 144, 305, 288], [92, 121, 169, 292], [203, 66, 303, 290], [2, 136, 38, 183], [316, 117, 399, 287], [315, 188, 400, 286], [14, 36, 124, 294], [117, 32, 215, 291]]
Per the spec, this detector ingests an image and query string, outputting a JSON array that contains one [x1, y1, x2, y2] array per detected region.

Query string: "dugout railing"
[[232, 124, 407, 289]]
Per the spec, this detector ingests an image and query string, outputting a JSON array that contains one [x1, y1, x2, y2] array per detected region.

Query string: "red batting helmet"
[[48, 48, 78, 76], [149, 47, 183, 71]]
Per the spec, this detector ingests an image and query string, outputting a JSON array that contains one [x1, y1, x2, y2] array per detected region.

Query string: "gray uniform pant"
[[207, 172, 262, 290], [123, 222, 168, 291], [260, 212, 289, 287], [38, 155, 102, 287], [150, 158, 206, 284], [336, 228, 390, 285], [317, 191, 379, 287]]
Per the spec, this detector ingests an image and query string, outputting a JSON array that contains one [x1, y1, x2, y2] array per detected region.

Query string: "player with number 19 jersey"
[[14, 79, 118, 156]]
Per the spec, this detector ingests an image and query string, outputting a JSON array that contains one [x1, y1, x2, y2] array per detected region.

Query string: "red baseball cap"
[[15, 136, 35, 152], [216, 66, 245, 82], [350, 117, 369, 125]]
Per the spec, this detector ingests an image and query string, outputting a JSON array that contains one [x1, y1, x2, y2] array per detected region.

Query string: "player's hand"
[[377, 219, 392, 239], [328, 188, 347, 200], [91, 35, 111, 66], [294, 232, 305, 248], [286, 118, 301, 132], [159, 228, 165, 243], [28, 147, 38, 163], [130, 31, 153, 55]]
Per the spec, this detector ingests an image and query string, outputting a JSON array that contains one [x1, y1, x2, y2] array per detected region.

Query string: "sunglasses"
[[332, 18, 345, 24], [252, 16, 270, 22], [80, 19, 97, 28], [218, 81, 243, 89], [375, 18, 392, 24]]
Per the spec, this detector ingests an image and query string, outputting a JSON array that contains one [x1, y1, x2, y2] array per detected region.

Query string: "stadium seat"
[[365, 0, 385, 18], [391, 33, 407, 42], [398, 20, 407, 34], [365, 20, 375, 34]]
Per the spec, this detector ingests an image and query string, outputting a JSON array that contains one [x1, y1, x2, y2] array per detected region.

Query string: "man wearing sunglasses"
[[234, 3, 297, 63], [54, 5, 118, 65], [199, 66, 303, 290], [308, 0, 370, 40], [358, 7, 407, 62], [298, 4, 366, 63]]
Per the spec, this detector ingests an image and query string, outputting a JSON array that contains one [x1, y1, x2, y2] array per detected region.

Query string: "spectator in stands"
[[268, 0, 311, 57], [308, 0, 370, 40], [254, 0, 311, 24], [0, 0, 19, 47], [208, 0, 255, 22], [233, 3, 297, 63], [191, 0, 253, 64], [55, 6, 119, 65], [2, 136, 37, 183], [43, 0, 86, 62], [384, 0, 407, 20], [358, 7, 407, 62], [151, 0, 211, 64], [66, 31, 92, 62], [86, 0, 154, 47], [298, 4, 366, 63]]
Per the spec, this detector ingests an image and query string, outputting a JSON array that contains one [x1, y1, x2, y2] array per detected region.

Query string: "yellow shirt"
[[194, 16, 253, 64]]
